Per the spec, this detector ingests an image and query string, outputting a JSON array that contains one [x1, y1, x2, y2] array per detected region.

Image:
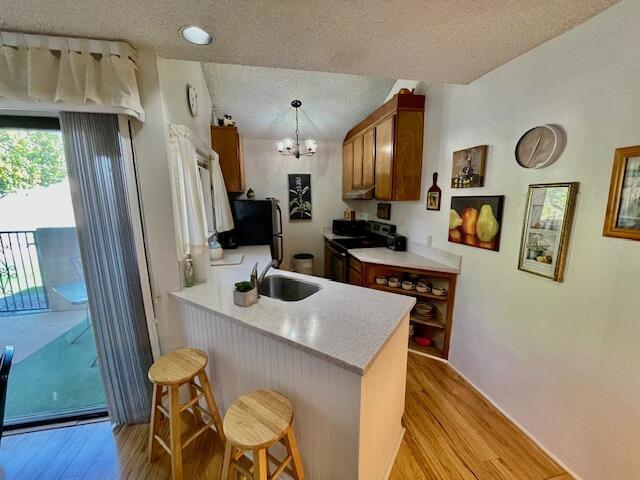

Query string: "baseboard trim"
[[408, 348, 448, 363], [447, 362, 583, 480], [382, 426, 405, 480]]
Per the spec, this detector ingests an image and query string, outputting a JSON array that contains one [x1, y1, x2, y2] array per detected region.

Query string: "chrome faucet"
[[251, 260, 279, 296]]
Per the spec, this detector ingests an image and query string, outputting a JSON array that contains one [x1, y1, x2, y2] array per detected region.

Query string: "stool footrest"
[[153, 434, 172, 455], [230, 459, 254, 479], [182, 419, 216, 449], [192, 404, 215, 423], [156, 404, 170, 419], [268, 452, 295, 479], [180, 392, 205, 413]]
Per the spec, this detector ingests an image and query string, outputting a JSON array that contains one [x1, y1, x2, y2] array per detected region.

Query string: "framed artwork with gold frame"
[[603, 145, 640, 241], [518, 183, 578, 282]]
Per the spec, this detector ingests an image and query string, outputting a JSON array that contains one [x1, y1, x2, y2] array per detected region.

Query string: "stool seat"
[[148, 348, 207, 385], [224, 389, 293, 450]]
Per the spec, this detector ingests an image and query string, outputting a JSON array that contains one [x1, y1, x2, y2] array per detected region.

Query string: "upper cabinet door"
[[393, 110, 424, 200], [342, 141, 354, 199], [362, 129, 375, 186], [352, 134, 364, 188], [211, 126, 244, 193], [375, 115, 394, 200]]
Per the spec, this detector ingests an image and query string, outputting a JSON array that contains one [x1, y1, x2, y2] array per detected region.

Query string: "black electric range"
[[325, 221, 396, 282]]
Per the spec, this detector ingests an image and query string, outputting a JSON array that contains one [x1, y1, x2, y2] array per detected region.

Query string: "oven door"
[[325, 241, 349, 283]]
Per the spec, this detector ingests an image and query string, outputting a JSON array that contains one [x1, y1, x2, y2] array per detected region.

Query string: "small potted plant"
[[233, 280, 258, 307]]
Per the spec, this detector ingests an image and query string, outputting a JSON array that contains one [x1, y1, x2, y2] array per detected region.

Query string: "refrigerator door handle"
[[277, 234, 284, 265], [275, 202, 283, 236]]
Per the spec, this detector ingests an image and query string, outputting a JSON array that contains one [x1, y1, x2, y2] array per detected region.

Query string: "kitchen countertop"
[[170, 245, 415, 375], [323, 232, 460, 274], [348, 247, 459, 274], [322, 231, 364, 241]]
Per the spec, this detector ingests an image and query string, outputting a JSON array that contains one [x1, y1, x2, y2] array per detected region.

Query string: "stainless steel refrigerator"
[[220, 198, 283, 266]]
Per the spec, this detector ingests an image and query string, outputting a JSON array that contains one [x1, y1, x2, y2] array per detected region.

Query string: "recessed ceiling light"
[[180, 26, 214, 45]]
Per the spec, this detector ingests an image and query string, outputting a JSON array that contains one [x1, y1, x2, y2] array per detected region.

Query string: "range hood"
[[344, 186, 374, 200]]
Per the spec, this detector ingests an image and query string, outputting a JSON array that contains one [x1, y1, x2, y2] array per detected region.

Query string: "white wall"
[[241, 139, 347, 273], [131, 50, 213, 354], [383, 79, 422, 102], [157, 57, 212, 153], [361, 2, 640, 478]]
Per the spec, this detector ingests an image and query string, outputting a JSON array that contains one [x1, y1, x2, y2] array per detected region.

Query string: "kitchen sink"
[[258, 275, 321, 301]]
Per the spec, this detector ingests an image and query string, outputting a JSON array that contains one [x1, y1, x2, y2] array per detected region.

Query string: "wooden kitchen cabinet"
[[374, 116, 394, 200], [348, 256, 364, 286], [361, 261, 457, 359], [362, 129, 375, 186], [211, 126, 244, 193], [342, 141, 354, 200], [342, 93, 425, 201], [324, 243, 332, 279], [352, 134, 364, 188]]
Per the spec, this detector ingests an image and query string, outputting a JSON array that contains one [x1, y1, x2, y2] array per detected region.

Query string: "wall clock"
[[515, 124, 565, 169], [186, 83, 198, 117]]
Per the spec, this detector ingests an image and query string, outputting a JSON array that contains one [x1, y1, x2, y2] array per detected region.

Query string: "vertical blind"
[[60, 112, 153, 424]]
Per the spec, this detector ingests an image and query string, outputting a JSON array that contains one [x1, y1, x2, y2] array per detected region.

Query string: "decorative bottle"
[[184, 255, 195, 288]]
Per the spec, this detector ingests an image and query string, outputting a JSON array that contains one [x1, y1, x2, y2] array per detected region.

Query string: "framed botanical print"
[[288, 174, 312, 220], [603, 145, 640, 241], [518, 183, 578, 282]]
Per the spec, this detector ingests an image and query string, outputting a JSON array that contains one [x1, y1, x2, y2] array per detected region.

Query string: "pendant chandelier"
[[276, 100, 317, 158]]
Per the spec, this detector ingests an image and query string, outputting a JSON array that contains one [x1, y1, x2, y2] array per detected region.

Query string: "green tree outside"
[[0, 129, 67, 197]]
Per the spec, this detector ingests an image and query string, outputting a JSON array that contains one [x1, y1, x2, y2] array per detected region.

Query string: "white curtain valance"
[[0, 31, 144, 121]]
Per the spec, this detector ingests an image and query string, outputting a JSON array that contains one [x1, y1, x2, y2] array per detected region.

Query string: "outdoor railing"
[[0, 231, 48, 313]]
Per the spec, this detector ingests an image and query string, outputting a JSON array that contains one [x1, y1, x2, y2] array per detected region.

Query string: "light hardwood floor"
[[0, 353, 572, 479], [392, 354, 571, 480]]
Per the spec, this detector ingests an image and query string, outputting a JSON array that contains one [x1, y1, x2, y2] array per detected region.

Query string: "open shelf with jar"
[[363, 262, 457, 360]]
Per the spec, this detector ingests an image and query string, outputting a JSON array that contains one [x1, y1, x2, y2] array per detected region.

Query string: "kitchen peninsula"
[[170, 246, 415, 479]]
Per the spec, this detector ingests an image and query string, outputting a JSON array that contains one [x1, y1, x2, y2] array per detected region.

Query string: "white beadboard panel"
[[180, 302, 362, 479], [359, 314, 409, 480]]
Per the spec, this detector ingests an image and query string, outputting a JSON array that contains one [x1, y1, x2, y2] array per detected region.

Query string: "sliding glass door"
[[0, 116, 106, 426]]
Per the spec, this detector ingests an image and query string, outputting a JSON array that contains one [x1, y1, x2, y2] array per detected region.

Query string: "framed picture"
[[449, 196, 504, 251], [426, 172, 441, 211], [451, 145, 487, 188], [377, 203, 391, 220], [603, 145, 640, 241], [518, 183, 578, 282], [426, 191, 441, 210], [288, 173, 312, 220]]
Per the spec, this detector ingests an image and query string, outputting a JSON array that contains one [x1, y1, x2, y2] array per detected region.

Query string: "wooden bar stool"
[[147, 348, 225, 480], [221, 389, 304, 480]]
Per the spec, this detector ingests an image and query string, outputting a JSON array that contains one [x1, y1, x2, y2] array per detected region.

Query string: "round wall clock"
[[515, 124, 565, 169], [186, 83, 198, 117]]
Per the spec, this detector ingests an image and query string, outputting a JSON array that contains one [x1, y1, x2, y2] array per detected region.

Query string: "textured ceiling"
[[203, 63, 395, 141], [0, 0, 619, 84]]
